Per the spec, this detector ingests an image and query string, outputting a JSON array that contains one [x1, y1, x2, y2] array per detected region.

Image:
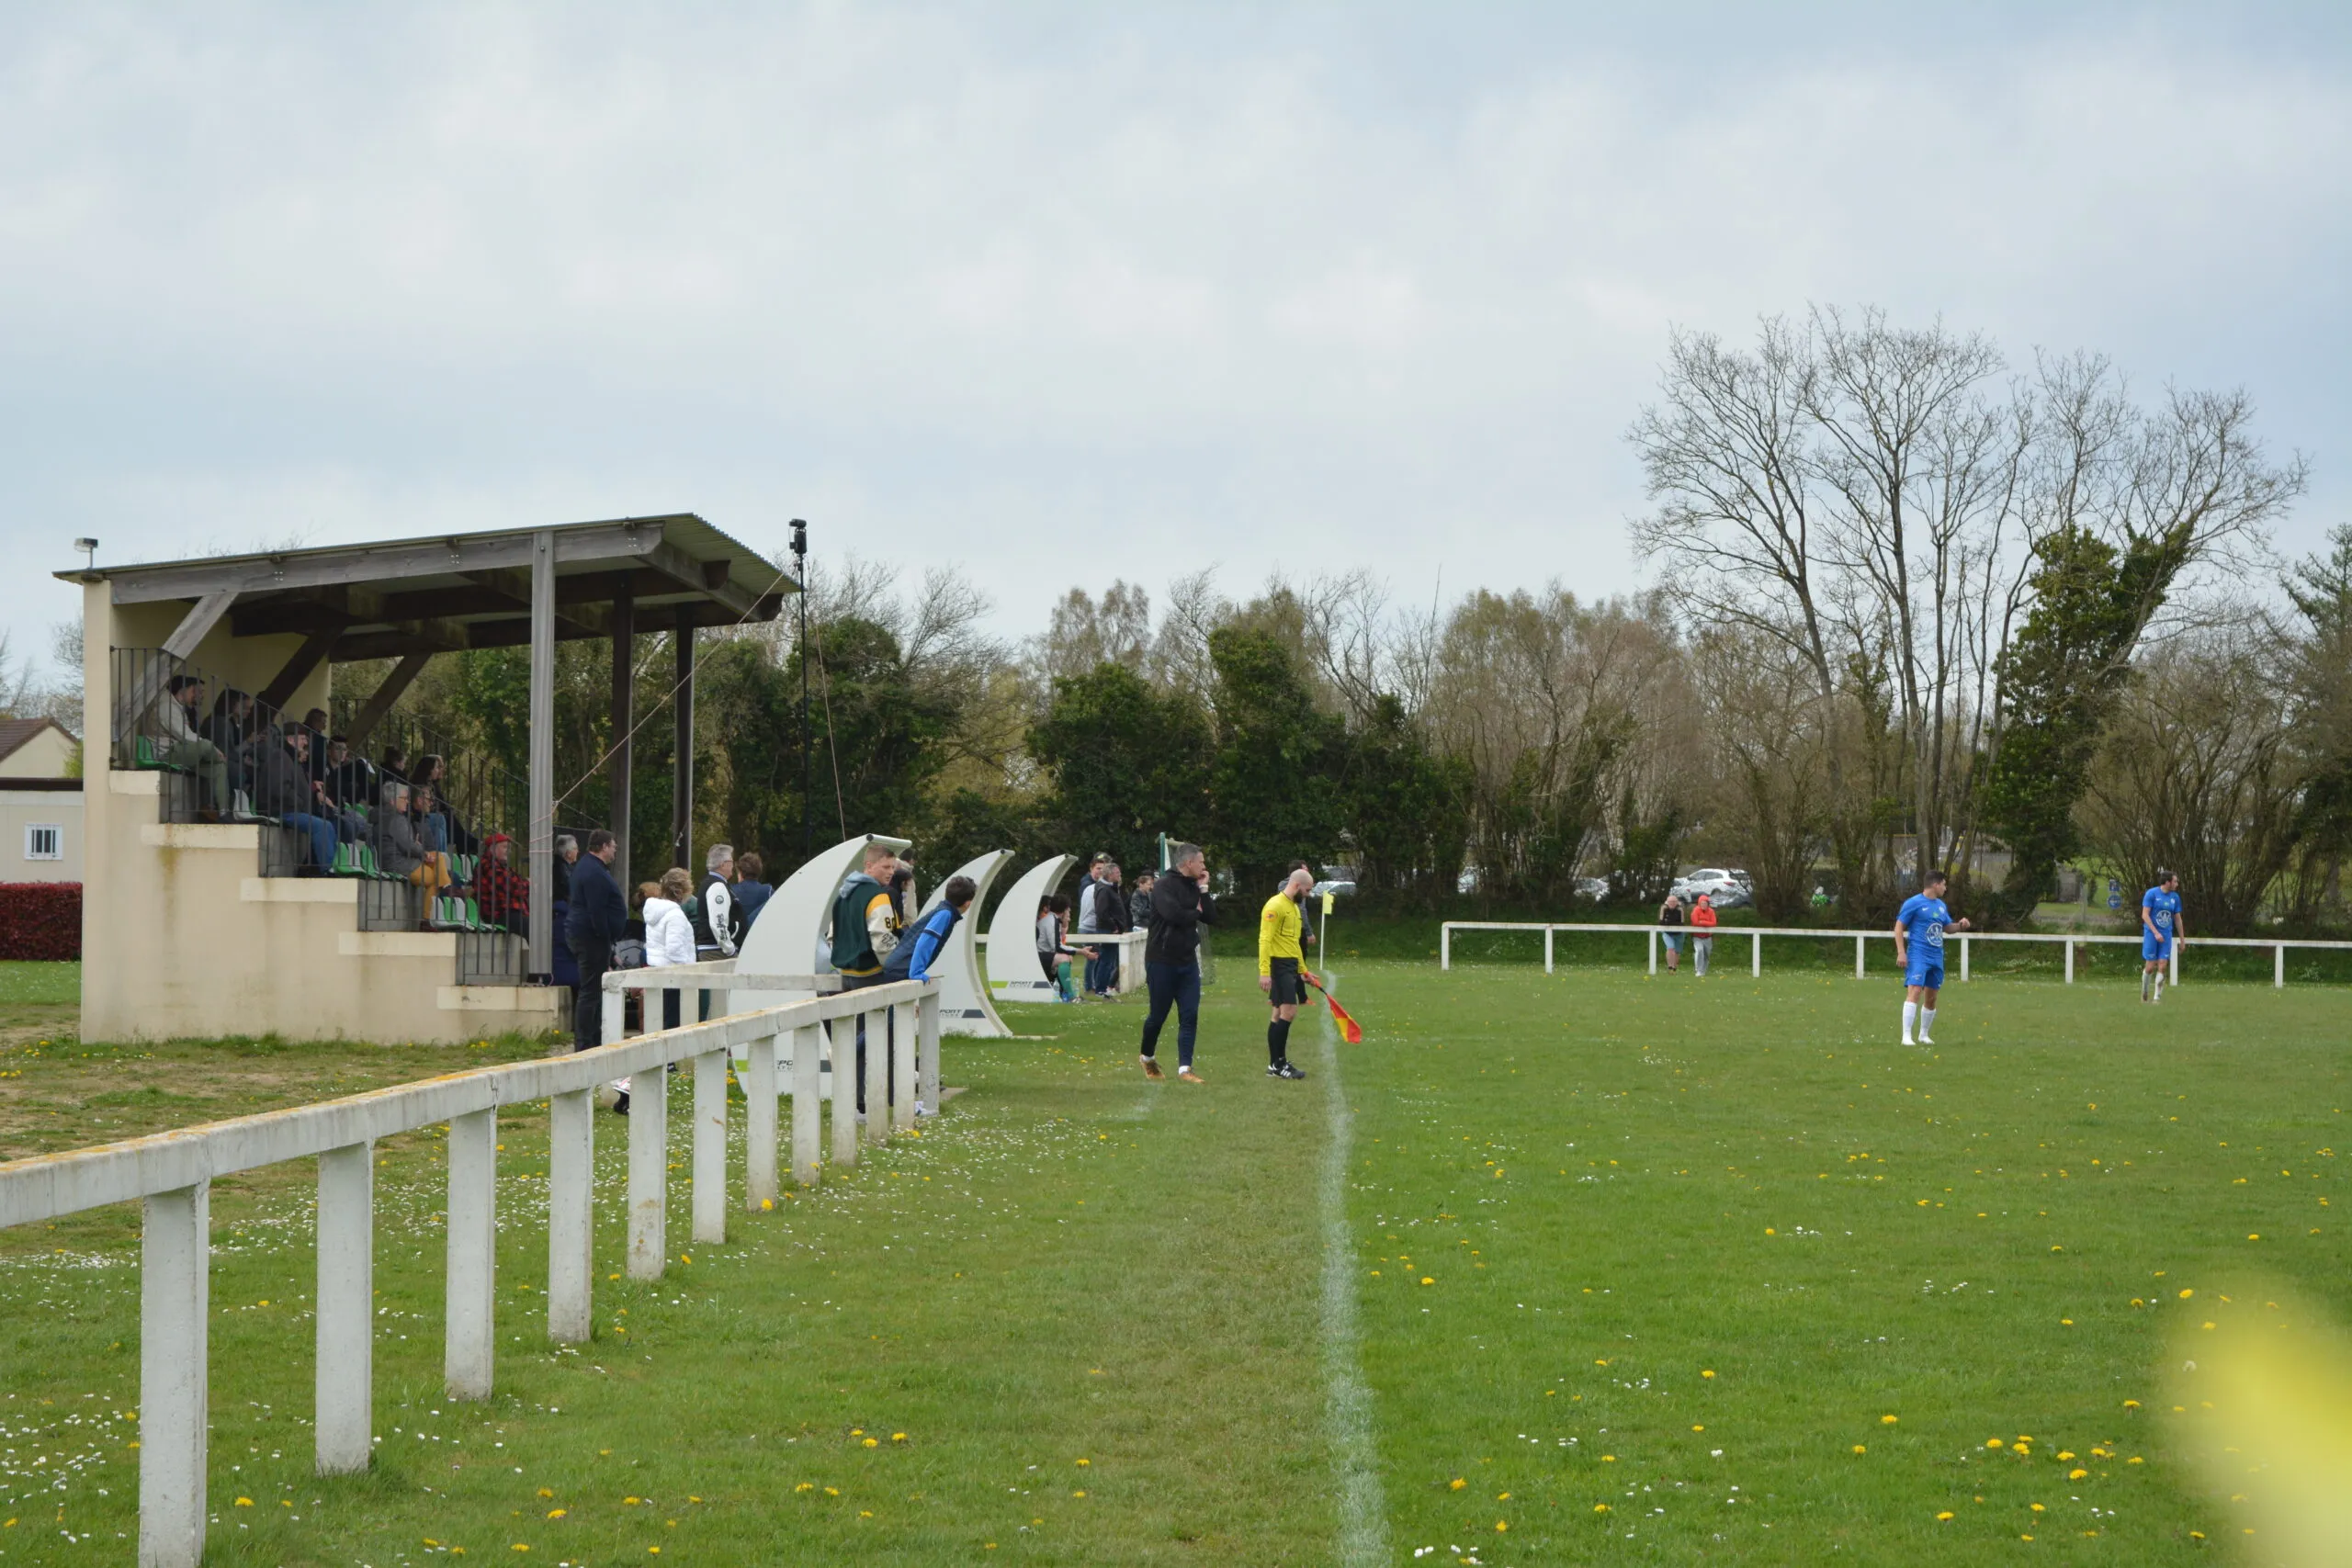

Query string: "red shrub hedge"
[[0, 882, 81, 961]]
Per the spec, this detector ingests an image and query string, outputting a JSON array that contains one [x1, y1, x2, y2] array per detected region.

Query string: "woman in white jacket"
[[616, 868, 698, 1117]]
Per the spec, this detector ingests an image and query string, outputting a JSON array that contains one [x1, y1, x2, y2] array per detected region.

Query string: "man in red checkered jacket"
[[477, 833, 530, 936]]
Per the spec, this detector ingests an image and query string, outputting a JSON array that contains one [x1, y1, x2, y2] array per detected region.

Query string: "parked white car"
[[1671, 868, 1752, 907]]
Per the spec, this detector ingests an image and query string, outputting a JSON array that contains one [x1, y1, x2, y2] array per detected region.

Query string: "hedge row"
[[0, 882, 81, 961]]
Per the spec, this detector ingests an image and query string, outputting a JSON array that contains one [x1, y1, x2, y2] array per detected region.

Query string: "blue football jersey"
[[2143, 886, 2181, 934], [1896, 893, 1950, 953]]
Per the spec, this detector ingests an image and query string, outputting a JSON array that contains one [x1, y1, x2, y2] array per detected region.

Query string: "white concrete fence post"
[[1441, 924, 1452, 971], [2171, 942, 2181, 987], [1751, 931, 1760, 977], [2276, 942, 2286, 987], [445, 1109, 497, 1400], [919, 991, 943, 1115], [1544, 927, 1555, 975], [547, 1089, 593, 1343], [1854, 934, 1865, 978], [1961, 935, 1971, 983], [745, 1032, 779, 1211], [140, 1180, 209, 1568], [2064, 939, 2075, 984], [628, 1059, 668, 1279], [792, 1023, 824, 1183], [891, 1002, 918, 1134], [830, 1018, 859, 1168], [602, 981, 625, 1054], [1647, 928, 1657, 975], [692, 1049, 728, 1246], [314, 1142, 373, 1475]]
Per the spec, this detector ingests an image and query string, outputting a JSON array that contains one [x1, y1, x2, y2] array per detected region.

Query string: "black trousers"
[[572, 938, 611, 1050]]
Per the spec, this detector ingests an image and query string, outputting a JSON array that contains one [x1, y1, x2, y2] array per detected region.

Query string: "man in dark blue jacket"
[[564, 829, 629, 1050]]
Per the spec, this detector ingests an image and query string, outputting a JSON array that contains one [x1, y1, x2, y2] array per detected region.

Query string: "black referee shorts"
[[1268, 956, 1306, 1006]]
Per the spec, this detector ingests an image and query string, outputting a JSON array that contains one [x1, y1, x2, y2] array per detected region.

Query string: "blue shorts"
[[1660, 932, 1681, 953], [1905, 959, 1945, 990], [2143, 933, 2172, 963]]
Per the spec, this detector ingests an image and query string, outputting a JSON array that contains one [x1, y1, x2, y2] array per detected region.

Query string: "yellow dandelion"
[[1495, 1520, 1509, 1532], [1853, 1445, 1867, 1455], [1882, 1414, 1898, 1425], [1450, 1478, 1466, 1491], [2068, 1469, 2086, 1480], [863, 1437, 879, 1448], [1702, 1369, 1716, 1379], [234, 1497, 254, 1507], [1936, 1511, 1954, 1521], [1987, 1438, 2004, 1450]]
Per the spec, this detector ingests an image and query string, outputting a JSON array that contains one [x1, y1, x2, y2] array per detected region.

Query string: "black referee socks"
[[1267, 1018, 1292, 1066]]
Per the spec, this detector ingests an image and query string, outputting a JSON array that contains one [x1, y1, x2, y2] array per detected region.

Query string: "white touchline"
[[1317, 968, 1389, 1567]]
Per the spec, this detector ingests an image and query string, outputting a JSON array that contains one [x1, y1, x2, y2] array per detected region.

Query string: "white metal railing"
[[1441, 921, 2352, 987], [0, 977, 940, 1568]]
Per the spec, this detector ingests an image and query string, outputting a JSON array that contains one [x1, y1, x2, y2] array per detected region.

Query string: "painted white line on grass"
[[1316, 968, 1388, 1567]]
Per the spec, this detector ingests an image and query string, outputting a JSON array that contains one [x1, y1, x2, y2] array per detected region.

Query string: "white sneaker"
[[1900, 1035, 1915, 1046], [1917, 1033, 1934, 1045]]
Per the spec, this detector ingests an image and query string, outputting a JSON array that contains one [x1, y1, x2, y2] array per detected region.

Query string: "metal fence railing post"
[[891, 1002, 918, 1134], [628, 1066, 669, 1280], [141, 1180, 209, 1568], [547, 1089, 594, 1342], [793, 1023, 825, 1183], [745, 1033, 779, 1210], [314, 1143, 373, 1475], [692, 1049, 728, 1246], [919, 989, 944, 1115], [863, 1010, 890, 1146], [831, 1019, 860, 1169], [445, 1110, 497, 1399]]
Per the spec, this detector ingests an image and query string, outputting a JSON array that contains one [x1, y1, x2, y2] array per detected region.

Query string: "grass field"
[[0, 957, 2345, 1563]]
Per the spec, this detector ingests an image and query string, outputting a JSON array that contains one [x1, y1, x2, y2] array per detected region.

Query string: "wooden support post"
[[314, 1143, 373, 1475], [830, 1018, 859, 1168], [344, 650, 431, 750], [793, 1023, 825, 1183], [445, 1110, 496, 1400], [608, 580, 635, 894], [628, 1060, 668, 1280], [257, 628, 341, 716], [140, 1180, 209, 1568], [527, 528, 557, 978], [547, 1089, 594, 1343], [745, 1033, 779, 1210], [891, 1001, 918, 1134], [692, 1049, 728, 1245]]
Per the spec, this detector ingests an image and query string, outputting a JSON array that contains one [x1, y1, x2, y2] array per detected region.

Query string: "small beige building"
[[0, 719, 82, 883], [64, 515, 787, 1044]]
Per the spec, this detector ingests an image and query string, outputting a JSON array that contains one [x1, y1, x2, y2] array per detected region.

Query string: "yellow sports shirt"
[[1259, 892, 1303, 975]]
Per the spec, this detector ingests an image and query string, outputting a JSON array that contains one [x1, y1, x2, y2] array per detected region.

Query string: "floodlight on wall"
[[73, 537, 98, 570]]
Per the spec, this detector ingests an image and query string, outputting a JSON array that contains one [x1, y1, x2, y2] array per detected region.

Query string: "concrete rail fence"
[[1441, 920, 2352, 985], [0, 970, 943, 1568]]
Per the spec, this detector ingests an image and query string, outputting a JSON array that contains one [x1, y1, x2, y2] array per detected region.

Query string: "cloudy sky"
[[4, 2, 2347, 679]]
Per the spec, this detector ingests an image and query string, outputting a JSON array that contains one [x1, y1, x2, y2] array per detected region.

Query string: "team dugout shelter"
[[63, 515, 791, 1044]]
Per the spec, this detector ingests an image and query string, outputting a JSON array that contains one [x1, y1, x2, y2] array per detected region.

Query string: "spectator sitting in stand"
[[252, 723, 339, 872], [204, 688, 259, 810], [375, 746, 411, 806], [374, 781, 451, 899], [155, 674, 229, 818], [412, 783, 453, 860], [732, 852, 773, 931], [476, 833, 529, 935], [322, 736, 374, 813], [411, 754, 481, 855], [300, 707, 332, 784]]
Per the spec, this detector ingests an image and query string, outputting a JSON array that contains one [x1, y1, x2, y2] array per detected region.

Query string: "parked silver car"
[[1671, 867, 1753, 908]]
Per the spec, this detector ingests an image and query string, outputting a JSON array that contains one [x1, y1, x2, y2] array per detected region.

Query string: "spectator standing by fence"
[[1073, 853, 1107, 964], [831, 842, 904, 1115], [1129, 869, 1156, 934], [1138, 842, 1216, 1083], [733, 852, 773, 931], [1657, 893, 1686, 974], [1690, 892, 1717, 976], [565, 829, 628, 1051], [1087, 862, 1129, 997]]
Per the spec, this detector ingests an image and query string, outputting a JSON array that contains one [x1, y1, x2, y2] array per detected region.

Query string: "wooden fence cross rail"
[[0, 978, 941, 1568]]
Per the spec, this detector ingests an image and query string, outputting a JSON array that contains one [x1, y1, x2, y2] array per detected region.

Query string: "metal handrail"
[[1440, 920, 2348, 986], [0, 979, 940, 1567]]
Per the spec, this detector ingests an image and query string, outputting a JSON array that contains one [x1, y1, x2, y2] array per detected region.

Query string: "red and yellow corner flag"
[[1306, 974, 1364, 1043]]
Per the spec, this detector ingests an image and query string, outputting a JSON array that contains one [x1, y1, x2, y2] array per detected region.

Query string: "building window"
[[25, 825, 62, 861]]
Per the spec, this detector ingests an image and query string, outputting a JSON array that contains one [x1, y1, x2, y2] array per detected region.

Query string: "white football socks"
[[1901, 1000, 1917, 1042], [1920, 1008, 1936, 1041]]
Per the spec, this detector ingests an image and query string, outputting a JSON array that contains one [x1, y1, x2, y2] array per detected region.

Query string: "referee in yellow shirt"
[[1259, 866, 1319, 1080]]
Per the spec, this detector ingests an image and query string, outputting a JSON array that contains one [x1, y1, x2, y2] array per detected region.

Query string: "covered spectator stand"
[[61, 515, 790, 1044]]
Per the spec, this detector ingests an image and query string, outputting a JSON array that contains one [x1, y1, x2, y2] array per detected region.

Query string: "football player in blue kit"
[[1894, 870, 1971, 1045], [2140, 870, 2186, 1002]]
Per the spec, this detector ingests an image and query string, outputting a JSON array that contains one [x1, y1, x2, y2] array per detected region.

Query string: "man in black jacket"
[[1086, 861, 1131, 997], [565, 829, 629, 1051], [1138, 843, 1216, 1082]]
